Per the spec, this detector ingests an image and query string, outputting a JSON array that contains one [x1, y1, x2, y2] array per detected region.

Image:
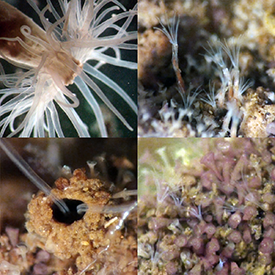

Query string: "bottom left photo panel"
[[0, 138, 137, 275]]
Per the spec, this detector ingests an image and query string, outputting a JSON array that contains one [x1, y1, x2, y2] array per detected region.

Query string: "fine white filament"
[[0, 139, 69, 213]]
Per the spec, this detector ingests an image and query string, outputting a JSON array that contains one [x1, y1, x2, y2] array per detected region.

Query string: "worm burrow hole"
[[51, 199, 87, 225]]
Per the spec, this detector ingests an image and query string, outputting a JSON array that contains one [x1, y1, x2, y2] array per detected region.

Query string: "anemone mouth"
[[51, 199, 87, 225]]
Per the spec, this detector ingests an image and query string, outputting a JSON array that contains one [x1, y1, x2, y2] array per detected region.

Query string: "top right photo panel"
[[138, 0, 275, 138]]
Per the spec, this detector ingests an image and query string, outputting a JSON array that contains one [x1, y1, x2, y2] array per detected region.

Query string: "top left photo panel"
[[0, 0, 137, 137]]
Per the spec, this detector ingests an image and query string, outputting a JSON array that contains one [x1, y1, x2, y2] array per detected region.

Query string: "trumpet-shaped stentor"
[[0, 0, 137, 137]]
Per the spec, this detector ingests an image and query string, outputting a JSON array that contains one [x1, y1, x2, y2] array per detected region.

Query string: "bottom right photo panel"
[[138, 138, 275, 275]]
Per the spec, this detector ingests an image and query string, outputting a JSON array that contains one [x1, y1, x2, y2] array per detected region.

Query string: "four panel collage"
[[0, 0, 275, 274]]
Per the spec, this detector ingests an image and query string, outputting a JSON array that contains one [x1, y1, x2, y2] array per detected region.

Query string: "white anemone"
[[0, 0, 137, 137]]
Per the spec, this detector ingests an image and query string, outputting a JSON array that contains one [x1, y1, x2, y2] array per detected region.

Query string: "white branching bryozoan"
[[154, 21, 253, 137], [204, 38, 254, 137], [0, 0, 137, 137], [155, 15, 186, 101]]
